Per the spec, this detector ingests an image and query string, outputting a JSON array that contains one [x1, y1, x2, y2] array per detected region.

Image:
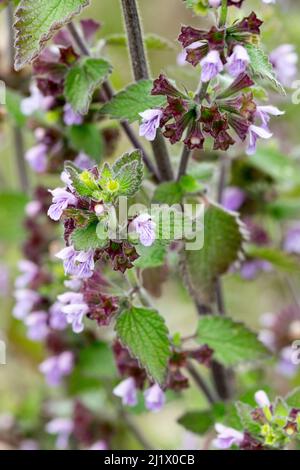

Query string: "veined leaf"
[[245, 44, 285, 94]]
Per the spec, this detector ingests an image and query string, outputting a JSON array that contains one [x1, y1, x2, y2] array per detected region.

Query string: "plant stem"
[[7, 1, 29, 194], [219, 0, 228, 28], [67, 23, 160, 183], [186, 361, 217, 405], [119, 0, 174, 181]]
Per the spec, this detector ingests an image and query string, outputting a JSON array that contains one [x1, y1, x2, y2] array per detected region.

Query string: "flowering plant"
[[1, 0, 300, 451]]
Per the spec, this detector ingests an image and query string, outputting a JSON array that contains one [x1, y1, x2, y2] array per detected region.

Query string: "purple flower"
[[144, 383, 165, 412], [256, 105, 284, 130], [276, 347, 298, 378], [21, 83, 54, 116], [48, 188, 77, 221], [221, 187, 246, 212], [284, 226, 300, 254], [213, 423, 244, 449], [246, 124, 272, 155], [60, 170, 74, 191], [58, 291, 89, 333], [15, 260, 38, 288], [208, 0, 221, 6], [75, 249, 95, 279], [49, 302, 68, 330], [254, 390, 270, 408], [270, 44, 298, 87], [46, 418, 73, 449], [200, 51, 223, 83], [113, 377, 138, 407], [56, 246, 79, 276], [25, 144, 48, 173], [0, 264, 9, 297], [19, 440, 40, 450], [130, 213, 156, 247], [227, 45, 250, 77], [39, 351, 74, 387], [13, 289, 40, 320], [139, 109, 163, 141], [240, 259, 272, 280], [63, 104, 83, 126], [25, 200, 42, 218], [25, 311, 49, 341], [74, 152, 95, 170]]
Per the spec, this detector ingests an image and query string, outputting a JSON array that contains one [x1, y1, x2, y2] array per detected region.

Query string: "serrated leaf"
[[115, 307, 170, 384], [134, 242, 167, 269], [248, 148, 300, 187], [100, 80, 166, 123], [178, 410, 214, 435], [64, 58, 112, 114], [197, 316, 269, 366], [245, 245, 300, 274], [245, 44, 285, 94], [274, 397, 289, 417], [64, 162, 94, 197], [236, 402, 262, 436], [14, 0, 90, 70], [285, 387, 300, 408], [106, 33, 175, 51], [67, 123, 103, 160], [153, 182, 183, 205], [72, 221, 107, 250], [182, 204, 245, 304]]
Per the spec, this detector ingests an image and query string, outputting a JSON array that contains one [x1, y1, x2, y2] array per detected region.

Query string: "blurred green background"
[[0, 0, 300, 450]]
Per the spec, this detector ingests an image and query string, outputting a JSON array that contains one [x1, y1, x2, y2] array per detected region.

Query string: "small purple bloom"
[[25, 144, 48, 173], [21, 83, 54, 116], [48, 188, 78, 221], [240, 259, 272, 280], [144, 383, 165, 412], [25, 311, 49, 341], [0, 264, 9, 297], [75, 249, 95, 279], [130, 213, 156, 247], [254, 390, 270, 408], [284, 226, 300, 254], [39, 351, 74, 387], [270, 44, 298, 87], [49, 302, 68, 331], [13, 289, 40, 320], [208, 0, 221, 6], [25, 200, 42, 218], [63, 103, 83, 126], [60, 170, 74, 191], [227, 45, 250, 77], [74, 152, 95, 170], [19, 439, 40, 450], [15, 260, 38, 288], [213, 423, 244, 449], [46, 418, 73, 449], [139, 109, 163, 141], [276, 347, 298, 378], [221, 187, 246, 212], [58, 292, 89, 333], [113, 377, 138, 407], [246, 124, 272, 156], [256, 105, 284, 131], [200, 50, 223, 83], [88, 441, 108, 450]]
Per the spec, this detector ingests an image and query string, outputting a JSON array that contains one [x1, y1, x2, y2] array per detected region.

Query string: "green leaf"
[[235, 402, 262, 435], [14, 0, 90, 70], [285, 387, 300, 408], [100, 80, 166, 123], [67, 124, 103, 160], [245, 44, 285, 94], [106, 33, 175, 51], [197, 316, 269, 366], [134, 242, 167, 269], [274, 397, 289, 418], [0, 192, 28, 242], [5, 89, 26, 126], [179, 175, 203, 193], [181, 204, 245, 304], [245, 245, 300, 274], [178, 410, 214, 435], [72, 221, 107, 250], [64, 58, 112, 114], [64, 162, 94, 197], [115, 307, 170, 384], [248, 148, 300, 187], [153, 182, 183, 205], [112, 150, 144, 197], [184, 0, 209, 15]]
